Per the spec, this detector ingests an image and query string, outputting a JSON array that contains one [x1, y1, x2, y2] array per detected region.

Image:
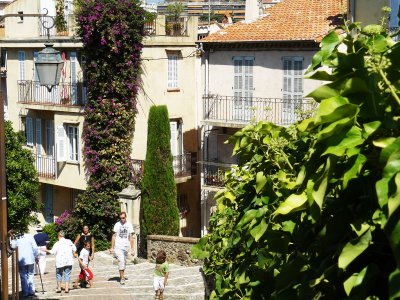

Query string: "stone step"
[[7, 250, 205, 299]]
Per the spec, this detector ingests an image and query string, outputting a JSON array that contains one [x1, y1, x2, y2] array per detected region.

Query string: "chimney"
[[245, 0, 260, 22]]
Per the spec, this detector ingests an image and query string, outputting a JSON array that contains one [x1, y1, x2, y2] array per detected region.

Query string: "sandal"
[[56, 288, 61, 293], [65, 289, 69, 293]]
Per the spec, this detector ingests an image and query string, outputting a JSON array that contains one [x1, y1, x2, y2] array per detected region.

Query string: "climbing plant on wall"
[[72, 0, 145, 240]]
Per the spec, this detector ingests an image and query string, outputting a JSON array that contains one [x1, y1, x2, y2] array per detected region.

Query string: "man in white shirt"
[[109, 212, 134, 285]]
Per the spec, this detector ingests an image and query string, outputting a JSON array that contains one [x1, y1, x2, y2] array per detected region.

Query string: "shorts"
[[153, 276, 165, 291], [114, 248, 128, 271], [79, 267, 93, 281]]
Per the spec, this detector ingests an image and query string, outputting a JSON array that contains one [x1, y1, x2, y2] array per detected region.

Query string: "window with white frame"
[[18, 51, 25, 81], [167, 54, 179, 89], [67, 125, 79, 162], [56, 123, 80, 163], [170, 120, 183, 156]]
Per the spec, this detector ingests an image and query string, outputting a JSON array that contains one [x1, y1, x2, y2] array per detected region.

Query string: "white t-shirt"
[[113, 221, 134, 250], [49, 237, 76, 268], [79, 248, 90, 267]]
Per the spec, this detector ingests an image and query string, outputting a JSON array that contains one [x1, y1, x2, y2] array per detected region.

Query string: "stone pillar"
[[118, 185, 141, 257]]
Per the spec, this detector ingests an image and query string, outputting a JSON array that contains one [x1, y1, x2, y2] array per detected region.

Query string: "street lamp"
[[0, 9, 63, 299], [35, 43, 64, 92]]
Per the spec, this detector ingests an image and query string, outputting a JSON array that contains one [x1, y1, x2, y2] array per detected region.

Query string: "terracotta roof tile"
[[200, 0, 347, 43]]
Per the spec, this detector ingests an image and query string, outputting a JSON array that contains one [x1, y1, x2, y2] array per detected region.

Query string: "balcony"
[[165, 17, 188, 36], [131, 152, 197, 184], [39, 15, 75, 37], [202, 94, 316, 127], [18, 80, 87, 107], [35, 154, 56, 179], [202, 161, 235, 188]]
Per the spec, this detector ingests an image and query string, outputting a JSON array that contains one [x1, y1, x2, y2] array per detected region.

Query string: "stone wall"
[[147, 235, 202, 266]]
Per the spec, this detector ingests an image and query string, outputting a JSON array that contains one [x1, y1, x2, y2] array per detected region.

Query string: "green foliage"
[[95, 239, 110, 251], [54, 0, 67, 32], [42, 223, 57, 248], [140, 106, 179, 236], [193, 13, 400, 299], [72, 0, 145, 241], [166, 1, 184, 21], [5, 121, 40, 232]]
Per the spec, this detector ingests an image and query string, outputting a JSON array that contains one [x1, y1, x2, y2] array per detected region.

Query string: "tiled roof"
[[200, 0, 347, 43]]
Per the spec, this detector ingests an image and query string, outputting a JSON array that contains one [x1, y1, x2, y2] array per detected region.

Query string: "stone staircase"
[[8, 251, 205, 299]]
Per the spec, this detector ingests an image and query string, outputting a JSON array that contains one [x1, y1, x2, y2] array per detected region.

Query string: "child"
[[74, 241, 93, 288], [153, 250, 169, 300]]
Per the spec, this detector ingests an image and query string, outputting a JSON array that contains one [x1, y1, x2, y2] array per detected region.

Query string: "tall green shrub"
[[140, 105, 179, 236], [73, 0, 145, 241], [5, 121, 41, 232]]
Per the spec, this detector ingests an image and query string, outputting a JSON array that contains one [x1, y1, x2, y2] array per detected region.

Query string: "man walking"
[[34, 226, 50, 275], [109, 212, 134, 285], [9, 230, 39, 297]]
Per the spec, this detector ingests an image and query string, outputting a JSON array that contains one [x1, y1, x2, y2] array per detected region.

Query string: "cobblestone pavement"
[[8, 251, 205, 300]]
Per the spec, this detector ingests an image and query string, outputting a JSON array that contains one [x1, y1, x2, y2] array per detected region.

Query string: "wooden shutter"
[[44, 184, 54, 223], [18, 51, 25, 80], [35, 118, 42, 155], [233, 57, 243, 99], [26, 116, 33, 146], [244, 57, 254, 98], [46, 120, 55, 155], [293, 58, 303, 100], [56, 125, 67, 162], [70, 52, 78, 104], [170, 121, 178, 156]]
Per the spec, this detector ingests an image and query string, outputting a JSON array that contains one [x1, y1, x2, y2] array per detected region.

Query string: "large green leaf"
[[307, 85, 340, 102], [389, 268, 400, 299], [250, 218, 267, 242], [338, 229, 372, 269], [191, 236, 210, 259], [255, 171, 267, 194], [322, 127, 364, 157], [343, 154, 367, 188], [273, 193, 308, 216]]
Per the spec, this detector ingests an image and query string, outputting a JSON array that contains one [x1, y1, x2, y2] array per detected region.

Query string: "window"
[[25, 116, 33, 147], [18, 51, 25, 80], [56, 124, 80, 163], [167, 54, 178, 89], [67, 125, 79, 162], [170, 120, 183, 156]]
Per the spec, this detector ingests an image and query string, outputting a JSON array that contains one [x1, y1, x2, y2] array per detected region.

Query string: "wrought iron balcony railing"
[[39, 15, 74, 37], [130, 152, 196, 184], [173, 152, 197, 178], [202, 161, 235, 188], [165, 17, 188, 36], [202, 94, 317, 126], [35, 154, 56, 179], [18, 80, 87, 106], [144, 20, 156, 36]]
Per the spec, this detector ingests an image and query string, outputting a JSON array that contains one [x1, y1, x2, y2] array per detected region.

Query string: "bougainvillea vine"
[[71, 0, 145, 240]]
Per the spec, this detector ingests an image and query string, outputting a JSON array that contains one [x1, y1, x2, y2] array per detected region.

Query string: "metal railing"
[[203, 94, 317, 126], [35, 154, 56, 179], [144, 20, 156, 35], [130, 152, 196, 183], [202, 161, 235, 187], [173, 152, 196, 178], [39, 15, 72, 37], [165, 17, 188, 36], [18, 80, 87, 106]]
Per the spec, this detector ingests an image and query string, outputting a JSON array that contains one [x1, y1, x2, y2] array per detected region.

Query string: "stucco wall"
[[204, 49, 322, 99]]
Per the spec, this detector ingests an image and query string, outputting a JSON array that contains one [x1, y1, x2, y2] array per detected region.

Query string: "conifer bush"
[[140, 105, 180, 236]]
